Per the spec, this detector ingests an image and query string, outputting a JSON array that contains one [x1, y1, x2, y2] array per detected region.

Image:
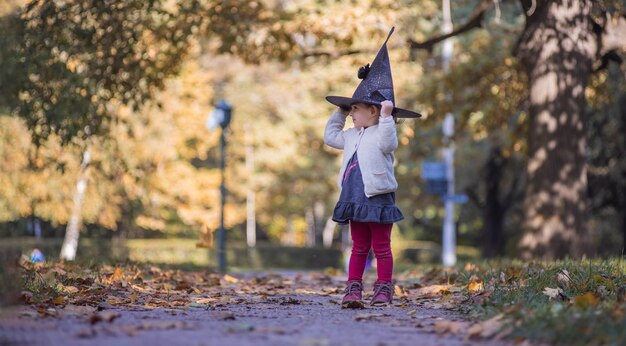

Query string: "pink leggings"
[[348, 221, 393, 283]]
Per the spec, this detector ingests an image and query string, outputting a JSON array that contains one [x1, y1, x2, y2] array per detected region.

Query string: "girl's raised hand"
[[380, 100, 393, 118]]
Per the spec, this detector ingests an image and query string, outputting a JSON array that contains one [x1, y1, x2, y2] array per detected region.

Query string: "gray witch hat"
[[326, 27, 421, 118]]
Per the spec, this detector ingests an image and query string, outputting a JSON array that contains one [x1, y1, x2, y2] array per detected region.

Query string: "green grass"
[[453, 258, 626, 345]]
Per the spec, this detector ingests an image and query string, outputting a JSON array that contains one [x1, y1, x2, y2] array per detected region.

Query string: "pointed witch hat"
[[326, 27, 421, 118]]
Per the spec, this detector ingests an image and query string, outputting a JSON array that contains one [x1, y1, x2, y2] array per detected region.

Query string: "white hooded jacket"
[[324, 111, 398, 197]]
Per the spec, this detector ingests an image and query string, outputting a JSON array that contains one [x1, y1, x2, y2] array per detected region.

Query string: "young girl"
[[323, 27, 419, 308], [324, 100, 404, 308]]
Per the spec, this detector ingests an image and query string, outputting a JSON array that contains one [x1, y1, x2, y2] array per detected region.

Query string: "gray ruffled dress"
[[332, 153, 404, 225]]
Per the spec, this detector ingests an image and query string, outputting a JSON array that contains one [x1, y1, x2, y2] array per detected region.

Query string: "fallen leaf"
[[464, 263, 477, 271], [138, 321, 196, 330], [61, 285, 79, 294], [468, 280, 484, 293], [505, 268, 523, 282], [216, 311, 236, 320], [414, 285, 451, 297], [223, 275, 239, 283], [574, 293, 599, 308], [61, 304, 97, 316], [111, 267, 124, 282], [542, 287, 563, 300], [469, 288, 493, 305], [325, 267, 340, 276], [394, 285, 408, 298], [52, 296, 65, 305], [467, 314, 506, 340], [433, 320, 468, 335], [353, 313, 389, 321], [20, 291, 34, 304], [406, 309, 417, 315], [89, 312, 120, 324], [556, 269, 571, 288]]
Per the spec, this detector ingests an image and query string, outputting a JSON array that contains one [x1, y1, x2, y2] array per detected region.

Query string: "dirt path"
[[0, 271, 516, 346]]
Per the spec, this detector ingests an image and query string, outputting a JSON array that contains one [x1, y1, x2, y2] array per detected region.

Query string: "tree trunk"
[[622, 193, 626, 255], [245, 124, 256, 247], [322, 217, 336, 248], [60, 150, 91, 261], [516, 1, 596, 259], [313, 201, 325, 245], [305, 208, 315, 247], [483, 145, 505, 258], [282, 216, 296, 246]]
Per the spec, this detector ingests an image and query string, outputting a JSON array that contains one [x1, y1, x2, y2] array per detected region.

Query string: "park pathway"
[[0, 270, 520, 346]]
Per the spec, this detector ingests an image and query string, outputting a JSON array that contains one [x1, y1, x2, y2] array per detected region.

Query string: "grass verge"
[[451, 258, 626, 345]]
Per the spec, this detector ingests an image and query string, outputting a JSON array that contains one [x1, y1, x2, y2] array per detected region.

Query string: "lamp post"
[[206, 100, 232, 274]]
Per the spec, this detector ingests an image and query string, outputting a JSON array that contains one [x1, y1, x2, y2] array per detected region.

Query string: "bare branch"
[[299, 43, 405, 59], [594, 50, 623, 72], [300, 49, 366, 59], [407, 0, 494, 52]]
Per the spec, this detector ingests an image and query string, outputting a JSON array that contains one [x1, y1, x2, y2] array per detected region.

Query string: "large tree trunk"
[[516, 1, 596, 259]]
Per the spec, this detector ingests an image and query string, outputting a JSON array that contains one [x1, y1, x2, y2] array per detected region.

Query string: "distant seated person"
[[29, 248, 45, 263]]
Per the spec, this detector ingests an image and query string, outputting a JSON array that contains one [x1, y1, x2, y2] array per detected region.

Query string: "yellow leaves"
[[414, 284, 452, 297], [574, 293, 600, 308], [394, 285, 409, 298], [467, 276, 484, 293], [223, 274, 239, 283], [52, 296, 65, 305], [464, 263, 477, 271], [111, 267, 124, 281]]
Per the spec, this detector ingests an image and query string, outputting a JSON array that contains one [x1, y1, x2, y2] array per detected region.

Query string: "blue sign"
[[421, 161, 446, 180], [444, 194, 469, 204]]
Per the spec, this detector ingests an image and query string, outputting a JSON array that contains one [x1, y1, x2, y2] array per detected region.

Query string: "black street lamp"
[[206, 100, 232, 274]]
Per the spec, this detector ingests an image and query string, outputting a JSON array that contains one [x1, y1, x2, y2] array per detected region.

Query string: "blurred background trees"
[[1, 0, 625, 262]]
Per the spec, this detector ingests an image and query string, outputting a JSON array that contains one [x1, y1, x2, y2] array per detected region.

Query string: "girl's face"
[[349, 103, 379, 129]]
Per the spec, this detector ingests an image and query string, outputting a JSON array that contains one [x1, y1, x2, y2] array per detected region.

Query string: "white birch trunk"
[[322, 217, 336, 248], [245, 125, 256, 247], [60, 150, 90, 261]]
